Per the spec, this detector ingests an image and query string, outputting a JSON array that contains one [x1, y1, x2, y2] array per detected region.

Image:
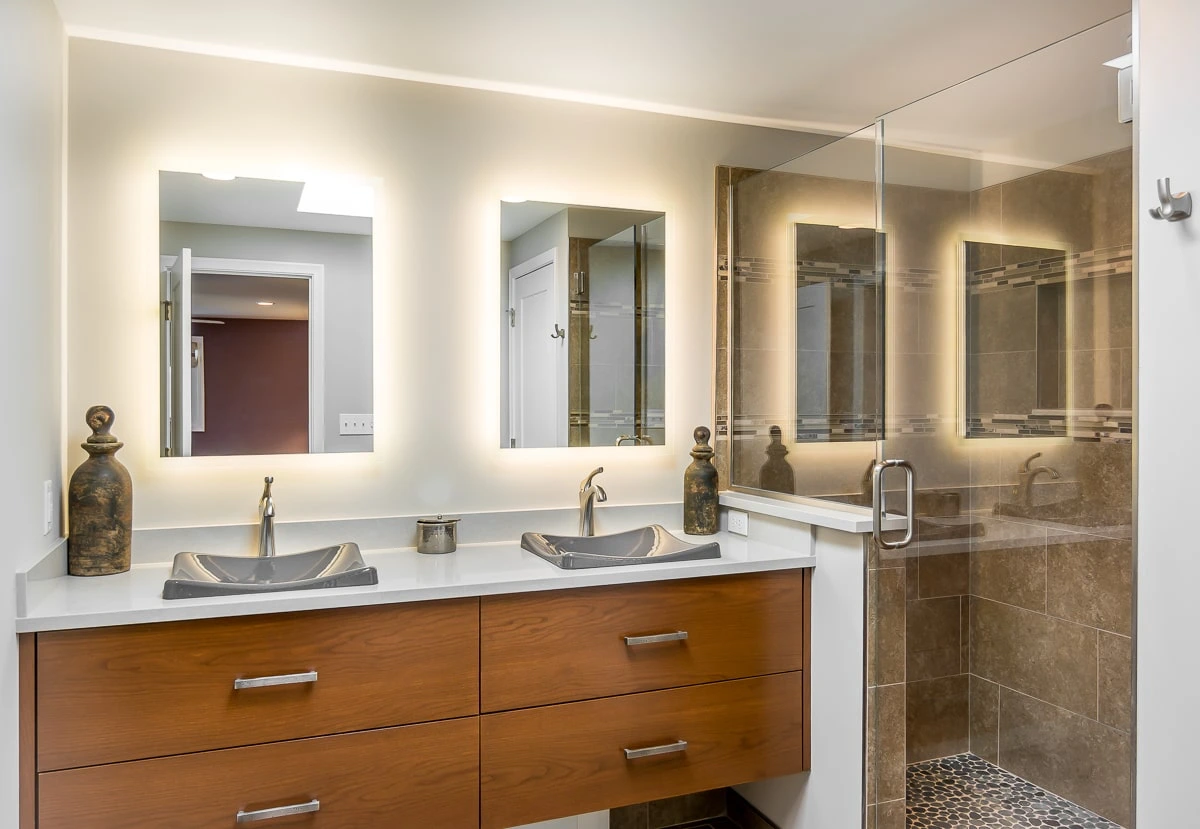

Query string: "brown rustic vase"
[[684, 426, 719, 535], [68, 405, 133, 576]]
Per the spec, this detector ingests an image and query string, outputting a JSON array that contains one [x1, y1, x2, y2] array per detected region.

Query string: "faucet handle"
[[581, 467, 604, 491]]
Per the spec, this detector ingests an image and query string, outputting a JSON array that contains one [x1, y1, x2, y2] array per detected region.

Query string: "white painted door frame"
[[188, 255, 327, 454], [508, 248, 568, 447]]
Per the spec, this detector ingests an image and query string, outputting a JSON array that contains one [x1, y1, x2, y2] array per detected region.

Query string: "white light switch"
[[339, 414, 374, 435], [43, 480, 54, 535]]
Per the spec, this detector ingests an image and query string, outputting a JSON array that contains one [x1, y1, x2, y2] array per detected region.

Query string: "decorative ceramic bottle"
[[684, 426, 719, 535], [68, 405, 133, 576]]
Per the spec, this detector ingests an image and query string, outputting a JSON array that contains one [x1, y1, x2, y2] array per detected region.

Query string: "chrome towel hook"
[[550, 323, 566, 340], [1149, 178, 1192, 221]]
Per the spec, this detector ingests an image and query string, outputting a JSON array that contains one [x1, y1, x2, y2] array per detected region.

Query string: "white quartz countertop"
[[16, 530, 816, 633]]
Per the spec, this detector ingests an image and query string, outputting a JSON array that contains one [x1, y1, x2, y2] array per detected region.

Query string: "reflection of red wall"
[[191, 318, 309, 456]]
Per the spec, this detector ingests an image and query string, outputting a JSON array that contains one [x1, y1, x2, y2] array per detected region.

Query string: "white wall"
[[1135, 0, 1199, 825], [160, 221, 374, 453], [0, 0, 64, 821], [66, 39, 822, 532]]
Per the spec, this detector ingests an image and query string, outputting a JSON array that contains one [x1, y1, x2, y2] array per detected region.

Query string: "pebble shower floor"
[[905, 754, 1122, 829]]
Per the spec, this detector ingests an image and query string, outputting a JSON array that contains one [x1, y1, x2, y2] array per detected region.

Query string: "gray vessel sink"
[[162, 542, 378, 600], [521, 525, 720, 570]]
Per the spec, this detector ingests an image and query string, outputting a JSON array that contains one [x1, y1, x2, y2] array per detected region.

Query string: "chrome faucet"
[[1017, 452, 1060, 507], [579, 467, 608, 536], [258, 476, 276, 557]]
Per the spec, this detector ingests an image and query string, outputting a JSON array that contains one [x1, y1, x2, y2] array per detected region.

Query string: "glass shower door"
[[870, 15, 1135, 829]]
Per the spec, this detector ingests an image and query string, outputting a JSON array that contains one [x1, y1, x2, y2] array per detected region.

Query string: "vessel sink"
[[162, 542, 379, 600], [521, 525, 720, 570]]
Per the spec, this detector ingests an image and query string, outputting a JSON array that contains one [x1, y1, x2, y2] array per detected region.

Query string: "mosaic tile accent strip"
[[906, 754, 1123, 829], [967, 245, 1132, 293], [967, 411, 1133, 443]]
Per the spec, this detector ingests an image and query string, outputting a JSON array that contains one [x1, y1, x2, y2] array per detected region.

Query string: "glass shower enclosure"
[[724, 15, 1134, 829]]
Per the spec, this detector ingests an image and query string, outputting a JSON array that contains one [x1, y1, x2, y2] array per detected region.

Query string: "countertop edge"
[[16, 536, 817, 634]]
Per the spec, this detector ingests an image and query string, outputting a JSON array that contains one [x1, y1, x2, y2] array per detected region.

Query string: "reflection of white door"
[[169, 247, 193, 456], [509, 250, 565, 447]]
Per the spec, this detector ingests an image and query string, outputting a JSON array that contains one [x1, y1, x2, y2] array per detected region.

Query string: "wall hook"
[[550, 323, 566, 340], [1149, 178, 1193, 221]]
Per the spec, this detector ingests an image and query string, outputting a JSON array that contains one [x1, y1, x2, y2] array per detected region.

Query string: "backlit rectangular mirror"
[[961, 238, 1135, 437], [500, 201, 665, 449], [159, 171, 374, 456]]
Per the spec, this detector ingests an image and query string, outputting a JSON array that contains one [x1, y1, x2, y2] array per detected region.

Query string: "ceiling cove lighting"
[[297, 178, 376, 218], [1103, 53, 1133, 70], [202, 172, 237, 181]]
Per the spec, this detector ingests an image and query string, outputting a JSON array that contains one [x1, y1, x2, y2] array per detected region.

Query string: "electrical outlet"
[[43, 480, 54, 535], [339, 414, 374, 436], [727, 509, 749, 536]]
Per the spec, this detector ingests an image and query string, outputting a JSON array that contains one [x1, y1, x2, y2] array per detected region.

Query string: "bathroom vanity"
[[18, 537, 812, 829]]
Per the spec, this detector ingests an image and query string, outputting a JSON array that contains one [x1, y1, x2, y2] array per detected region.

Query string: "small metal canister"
[[416, 515, 460, 554]]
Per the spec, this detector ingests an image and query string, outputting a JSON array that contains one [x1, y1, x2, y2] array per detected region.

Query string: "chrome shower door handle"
[[872, 459, 915, 550]]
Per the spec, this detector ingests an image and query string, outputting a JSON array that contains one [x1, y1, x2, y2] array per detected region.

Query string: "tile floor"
[[906, 754, 1123, 829]]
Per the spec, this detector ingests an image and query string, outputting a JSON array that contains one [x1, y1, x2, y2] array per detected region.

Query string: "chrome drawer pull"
[[233, 670, 318, 690], [624, 631, 688, 646], [236, 799, 320, 823], [624, 740, 688, 760]]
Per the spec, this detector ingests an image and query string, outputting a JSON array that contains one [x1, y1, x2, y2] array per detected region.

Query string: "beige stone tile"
[[866, 685, 876, 805], [875, 683, 906, 803], [1098, 631, 1132, 732], [919, 551, 968, 598], [970, 597, 1098, 718], [647, 790, 726, 828], [1046, 535, 1132, 635], [906, 675, 969, 763], [907, 596, 962, 681], [999, 688, 1132, 826], [970, 541, 1047, 613], [969, 674, 1000, 763], [871, 567, 906, 687], [875, 799, 905, 829]]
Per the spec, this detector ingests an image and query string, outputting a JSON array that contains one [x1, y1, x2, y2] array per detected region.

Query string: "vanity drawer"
[[37, 599, 480, 771], [480, 569, 806, 711], [39, 716, 479, 829], [480, 671, 806, 828]]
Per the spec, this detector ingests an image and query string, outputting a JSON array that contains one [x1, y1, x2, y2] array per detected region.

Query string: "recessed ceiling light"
[[297, 178, 375, 218], [202, 172, 237, 181], [256, 301, 275, 306], [1103, 53, 1133, 70]]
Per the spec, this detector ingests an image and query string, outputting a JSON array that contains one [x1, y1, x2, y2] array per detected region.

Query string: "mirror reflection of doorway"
[[161, 250, 324, 457], [191, 272, 311, 456]]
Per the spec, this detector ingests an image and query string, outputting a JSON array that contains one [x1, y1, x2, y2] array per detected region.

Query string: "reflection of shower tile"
[[1098, 631, 1132, 732], [971, 286, 1037, 353], [1067, 348, 1122, 409], [969, 351, 1037, 415], [1119, 348, 1133, 409]]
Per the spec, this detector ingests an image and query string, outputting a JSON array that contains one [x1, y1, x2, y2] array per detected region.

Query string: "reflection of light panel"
[[1103, 53, 1133, 70], [297, 179, 375, 218]]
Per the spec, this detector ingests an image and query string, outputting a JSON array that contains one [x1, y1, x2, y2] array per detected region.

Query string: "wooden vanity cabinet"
[[22, 569, 810, 829]]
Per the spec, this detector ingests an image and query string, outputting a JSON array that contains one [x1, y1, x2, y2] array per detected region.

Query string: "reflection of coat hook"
[[550, 324, 566, 340], [1149, 177, 1193, 221], [589, 325, 598, 340]]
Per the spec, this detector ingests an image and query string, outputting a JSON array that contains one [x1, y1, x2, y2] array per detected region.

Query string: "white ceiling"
[[160, 171, 372, 235], [56, 0, 1129, 134], [192, 273, 310, 321]]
